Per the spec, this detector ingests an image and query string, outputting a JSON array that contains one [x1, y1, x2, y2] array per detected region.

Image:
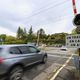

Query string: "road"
[[1, 48, 75, 80], [23, 49, 75, 80]]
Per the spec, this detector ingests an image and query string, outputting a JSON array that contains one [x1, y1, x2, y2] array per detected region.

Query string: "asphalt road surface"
[[1, 49, 75, 80]]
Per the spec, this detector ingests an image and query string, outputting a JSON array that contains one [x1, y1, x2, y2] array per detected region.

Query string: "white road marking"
[[50, 54, 73, 80], [48, 54, 74, 59], [46, 52, 68, 54]]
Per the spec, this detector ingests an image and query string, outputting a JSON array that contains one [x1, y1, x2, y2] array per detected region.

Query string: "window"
[[0, 48, 2, 52], [18, 46, 29, 54], [29, 46, 37, 53], [9, 47, 21, 54]]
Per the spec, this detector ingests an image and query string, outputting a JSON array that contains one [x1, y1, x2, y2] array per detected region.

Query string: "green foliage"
[[0, 25, 68, 45], [4, 36, 16, 44], [37, 28, 45, 37], [17, 27, 27, 40], [22, 28, 27, 40], [17, 27, 27, 41], [28, 26, 33, 35], [0, 34, 6, 41], [15, 40, 25, 44], [45, 33, 68, 45], [71, 28, 77, 34], [17, 27, 23, 39], [5, 36, 16, 42], [4, 40, 25, 44], [37, 28, 46, 44], [27, 26, 34, 42]]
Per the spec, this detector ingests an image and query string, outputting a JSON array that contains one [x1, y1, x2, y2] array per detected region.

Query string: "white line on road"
[[48, 54, 74, 59], [50, 54, 73, 80], [46, 51, 69, 54]]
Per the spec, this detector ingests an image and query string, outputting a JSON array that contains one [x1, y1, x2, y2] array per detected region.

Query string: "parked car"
[[60, 46, 68, 51], [27, 42, 36, 46], [0, 44, 47, 80]]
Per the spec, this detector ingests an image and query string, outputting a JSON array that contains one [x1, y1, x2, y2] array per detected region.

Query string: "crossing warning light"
[[73, 14, 80, 26]]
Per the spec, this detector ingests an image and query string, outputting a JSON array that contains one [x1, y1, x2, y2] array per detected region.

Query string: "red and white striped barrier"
[[72, 0, 77, 15]]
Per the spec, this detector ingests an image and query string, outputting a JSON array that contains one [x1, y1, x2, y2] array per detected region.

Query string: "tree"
[[37, 28, 46, 43], [71, 28, 77, 34], [23, 28, 27, 34], [37, 28, 45, 36], [46, 33, 68, 45], [5, 36, 16, 44], [22, 28, 27, 40], [0, 34, 6, 42], [28, 26, 33, 35], [5, 36, 16, 42], [27, 26, 34, 42], [17, 27, 24, 39], [37, 28, 45, 39]]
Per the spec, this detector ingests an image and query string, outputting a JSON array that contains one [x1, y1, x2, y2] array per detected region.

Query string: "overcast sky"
[[0, 0, 80, 36]]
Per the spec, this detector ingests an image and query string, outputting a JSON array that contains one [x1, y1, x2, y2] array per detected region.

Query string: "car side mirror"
[[37, 49, 40, 53]]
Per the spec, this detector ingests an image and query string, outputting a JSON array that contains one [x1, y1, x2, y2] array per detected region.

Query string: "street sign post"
[[72, 0, 80, 78], [71, 13, 80, 75], [73, 14, 80, 56], [66, 34, 80, 73]]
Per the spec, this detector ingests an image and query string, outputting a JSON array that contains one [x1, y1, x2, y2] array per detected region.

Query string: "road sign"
[[66, 34, 80, 48]]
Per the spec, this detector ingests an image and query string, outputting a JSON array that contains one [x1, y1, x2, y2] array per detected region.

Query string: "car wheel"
[[9, 66, 23, 80], [42, 56, 47, 63]]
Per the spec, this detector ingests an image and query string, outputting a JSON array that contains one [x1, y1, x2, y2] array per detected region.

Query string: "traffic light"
[[73, 14, 80, 26]]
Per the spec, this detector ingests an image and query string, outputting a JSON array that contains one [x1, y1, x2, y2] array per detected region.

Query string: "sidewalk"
[[75, 70, 80, 80], [32, 63, 76, 80], [33, 63, 61, 80], [54, 66, 76, 80]]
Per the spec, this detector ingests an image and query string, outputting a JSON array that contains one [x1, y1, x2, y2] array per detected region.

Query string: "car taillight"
[[0, 57, 4, 63]]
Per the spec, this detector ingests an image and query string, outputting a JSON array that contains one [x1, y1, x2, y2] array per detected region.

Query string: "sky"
[[0, 0, 80, 36]]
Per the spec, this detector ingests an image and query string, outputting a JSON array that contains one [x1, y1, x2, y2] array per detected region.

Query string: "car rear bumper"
[[0, 73, 7, 79], [0, 64, 9, 76]]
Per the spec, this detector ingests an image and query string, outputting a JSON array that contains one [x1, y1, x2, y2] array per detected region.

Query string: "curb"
[[33, 63, 61, 80], [54, 66, 76, 80]]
